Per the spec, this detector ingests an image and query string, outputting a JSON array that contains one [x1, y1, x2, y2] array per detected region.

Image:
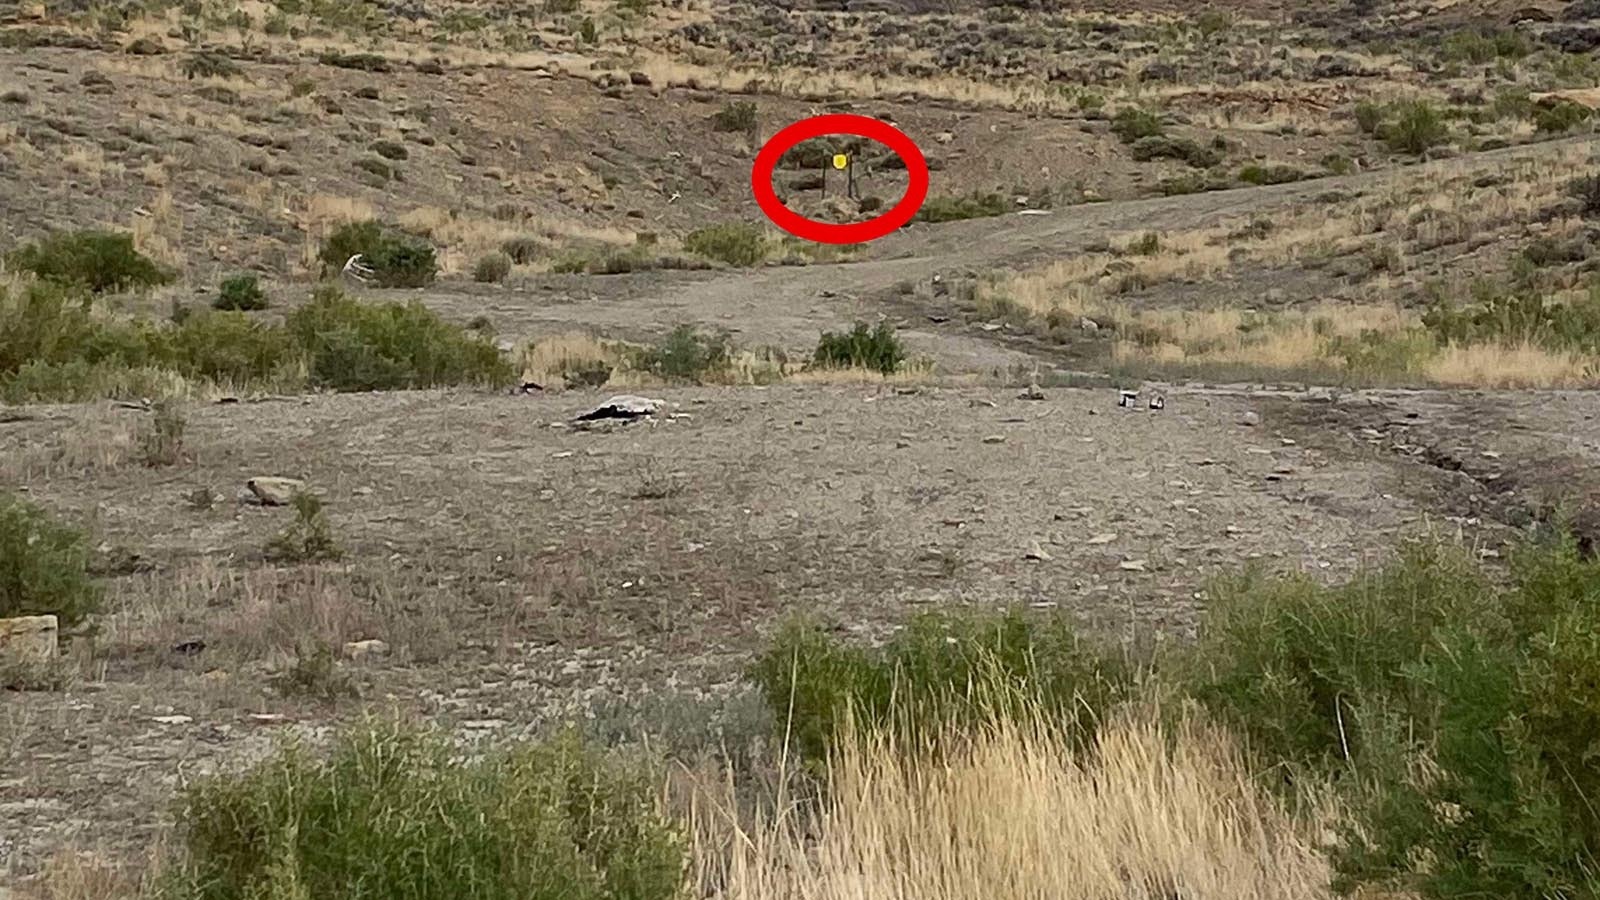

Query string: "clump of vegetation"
[[812, 321, 906, 375], [0, 493, 101, 626], [1534, 100, 1592, 134], [500, 236, 543, 264], [181, 50, 242, 80], [1440, 27, 1530, 64], [137, 401, 186, 467], [265, 492, 342, 563], [683, 223, 768, 267], [285, 287, 514, 392], [1127, 232, 1162, 255], [318, 221, 437, 288], [915, 192, 1009, 223], [1129, 135, 1221, 168], [753, 609, 1130, 764], [162, 723, 684, 900], [1387, 102, 1449, 153], [1569, 173, 1600, 218], [473, 252, 512, 284], [1111, 107, 1165, 143], [213, 273, 267, 311], [8, 230, 172, 294], [1353, 100, 1386, 136], [633, 324, 731, 383], [370, 139, 408, 161], [1188, 536, 1600, 899], [1422, 281, 1600, 354], [1193, 8, 1231, 37], [710, 100, 757, 134], [273, 641, 356, 702], [1237, 163, 1305, 186]]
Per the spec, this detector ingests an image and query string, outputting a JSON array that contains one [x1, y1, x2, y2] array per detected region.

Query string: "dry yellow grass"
[[1424, 341, 1594, 388], [690, 706, 1336, 900]]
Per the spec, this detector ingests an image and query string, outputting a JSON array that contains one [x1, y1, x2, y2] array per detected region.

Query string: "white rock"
[[0, 615, 57, 665], [343, 639, 390, 662], [246, 477, 306, 506]]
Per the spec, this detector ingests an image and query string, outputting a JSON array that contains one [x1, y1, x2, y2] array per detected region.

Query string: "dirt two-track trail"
[[489, 135, 1600, 370]]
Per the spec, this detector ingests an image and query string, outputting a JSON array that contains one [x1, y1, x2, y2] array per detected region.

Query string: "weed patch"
[[163, 723, 684, 900], [0, 493, 101, 626], [8, 230, 172, 294], [811, 321, 906, 375]]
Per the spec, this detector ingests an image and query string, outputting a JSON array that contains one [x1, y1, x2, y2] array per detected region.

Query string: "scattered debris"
[[170, 639, 206, 657], [982, 434, 1007, 444], [1118, 559, 1149, 572], [1087, 533, 1118, 545], [1119, 390, 1140, 409], [574, 394, 664, 423], [1018, 382, 1046, 401], [1149, 394, 1166, 411], [152, 715, 192, 726]]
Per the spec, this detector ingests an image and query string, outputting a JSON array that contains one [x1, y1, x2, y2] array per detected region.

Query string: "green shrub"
[[1129, 135, 1221, 168], [683, 223, 767, 267], [1441, 28, 1530, 64], [285, 287, 513, 391], [1571, 174, 1600, 218], [213, 273, 267, 311], [1188, 536, 1600, 899], [811, 321, 905, 374], [500, 236, 543, 264], [1381, 100, 1449, 154], [181, 50, 242, 80], [473, 252, 512, 284], [710, 100, 757, 134], [1193, 9, 1231, 37], [162, 722, 685, 900], [1422, 281, 1600, 353], [633, 324, 730, 382], [0, 493, 101, 626], [1237, 163, 1305, 185], [265, 492, 341, 563], [1111, 107, 1165, 143], [1128, 232, 1162, 255], [318, 221, 438, 288], [752, 610, 1131, 764], [1536, 100, 1594, 134], [8, 230, 172, 293], [915, 192, 1009, 223]]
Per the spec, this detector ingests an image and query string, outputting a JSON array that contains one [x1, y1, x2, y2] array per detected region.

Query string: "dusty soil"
[[0, 380, 1531, 875]]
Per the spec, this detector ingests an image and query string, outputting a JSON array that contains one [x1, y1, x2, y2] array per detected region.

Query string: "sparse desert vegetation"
[[8, 0, 1600, 896]]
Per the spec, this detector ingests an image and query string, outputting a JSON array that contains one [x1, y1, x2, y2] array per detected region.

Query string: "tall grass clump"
[[751, 609, 1131, 765], [7, 230, 172, 293], [162, 722, 686, 900], [0, 493, 101, 626], [284, 287, 514, 391], [318, 220, 438, 288], [689, 704, 1335, 900], [811, 321, 906, 375]]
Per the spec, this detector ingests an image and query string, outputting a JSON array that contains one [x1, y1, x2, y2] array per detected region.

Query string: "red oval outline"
[[751, 114, 929, 246]]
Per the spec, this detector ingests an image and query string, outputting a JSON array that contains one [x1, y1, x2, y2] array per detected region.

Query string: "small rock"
[[0, 615, 57, 665], [246, 477, 306, 506], [1025, 541, 1053, 561], [982, 434, 1007, 444], [1018, 382, 1046, 401], [1086, 533, 1118, 545], [1118, 560, 1149, 572], [1237, 411, 1262, 427], [152, 715, 192, 726], [343, 639, 390, 662]]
